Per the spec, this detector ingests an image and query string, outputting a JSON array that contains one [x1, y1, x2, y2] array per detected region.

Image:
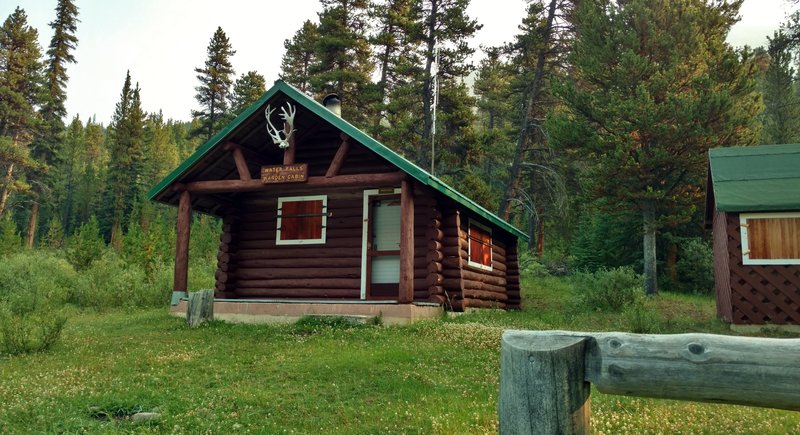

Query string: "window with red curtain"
[[277, 196, 327, 244], [468, 221, 492, 270]]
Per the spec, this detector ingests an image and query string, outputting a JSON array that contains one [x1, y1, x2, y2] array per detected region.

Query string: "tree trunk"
[[25, 201, 39, 248], [642, 203, 658, 296], [498, 0, 559, 220], [419, 0, 439, 168], [0, 162, 14, 219], [667, 242, 678, 284]]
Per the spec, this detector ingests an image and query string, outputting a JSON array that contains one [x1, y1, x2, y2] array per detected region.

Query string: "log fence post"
[[499, 330, 800, 435]]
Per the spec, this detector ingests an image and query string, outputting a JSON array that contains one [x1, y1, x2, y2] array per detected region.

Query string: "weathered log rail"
[[499, 330, 800, 435]]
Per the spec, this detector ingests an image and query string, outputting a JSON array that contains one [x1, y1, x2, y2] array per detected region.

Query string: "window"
[[740, 212, 800, 265], [276, 195, 327, 245], [468, 219, 493, 270]]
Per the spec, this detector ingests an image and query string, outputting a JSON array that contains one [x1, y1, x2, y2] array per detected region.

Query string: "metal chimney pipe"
[[322, 93, 341, 117]]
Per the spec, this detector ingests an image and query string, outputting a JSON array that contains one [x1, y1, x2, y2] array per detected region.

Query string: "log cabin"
[[148, 80, 528, 324], [706, 144, 800, 329]]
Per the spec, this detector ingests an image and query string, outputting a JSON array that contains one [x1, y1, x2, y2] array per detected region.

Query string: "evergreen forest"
[[1, 0, 799, 296]]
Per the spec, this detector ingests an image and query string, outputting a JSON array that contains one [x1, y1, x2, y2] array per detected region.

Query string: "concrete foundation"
[[170, 298, 443, 325]]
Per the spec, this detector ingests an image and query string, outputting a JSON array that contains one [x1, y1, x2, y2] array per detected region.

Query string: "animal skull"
[[265, 103, 297, 149]]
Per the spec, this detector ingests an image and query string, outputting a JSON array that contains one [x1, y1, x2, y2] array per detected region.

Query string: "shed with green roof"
[[706, 144, 800, 326], [150, 80, 525, 323]]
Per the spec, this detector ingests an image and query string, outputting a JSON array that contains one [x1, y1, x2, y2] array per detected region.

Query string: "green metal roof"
[[708, 143, 800, 212], [148, 80, 528, 241]]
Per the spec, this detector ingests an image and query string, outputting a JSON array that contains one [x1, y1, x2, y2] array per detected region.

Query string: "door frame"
[[360, 188, 402, 299]]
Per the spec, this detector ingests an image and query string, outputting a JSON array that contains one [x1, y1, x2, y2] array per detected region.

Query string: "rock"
[[131, 412, 161, 422]]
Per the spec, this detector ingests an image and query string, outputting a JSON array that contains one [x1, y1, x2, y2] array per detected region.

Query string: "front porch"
[[171, 298, 443, 325]]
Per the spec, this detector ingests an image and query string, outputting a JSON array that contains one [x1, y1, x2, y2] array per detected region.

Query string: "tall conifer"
[[192, 27, 235, 141], [280, 20, 319, 93], [760, 30, 800, 144], [228, 70, 266, 116]]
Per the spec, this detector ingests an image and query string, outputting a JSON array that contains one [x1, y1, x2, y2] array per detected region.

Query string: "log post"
[[399, 178, 414, 303], [326, 133, 350, 177], [187, 288, 214, 327], [172, 190, 192, 305], [229, 145, 251, 181], [499, 331, 590, 435]]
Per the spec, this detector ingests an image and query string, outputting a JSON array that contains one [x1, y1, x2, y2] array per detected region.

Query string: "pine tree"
[[369, 0, 424, 134], [191, 27, 235, 141], [72, 118, 105, 226], [56, 115, 84, 233], [418, 0, 480, 167], [37, 0, 79, 164], [0, 7, 44, 219], [548, 0, 762, 295], [102, 71, 146, 244], [309, 0, 376, 125], [280, 20, 319, 93], [228, 70, 266, 116], [760, 30, 800, 144]]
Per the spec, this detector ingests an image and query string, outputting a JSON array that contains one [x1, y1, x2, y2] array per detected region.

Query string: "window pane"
[[749, 217, 800, 260], [280, 200, 323, 241], [469, 225, 492, 267]]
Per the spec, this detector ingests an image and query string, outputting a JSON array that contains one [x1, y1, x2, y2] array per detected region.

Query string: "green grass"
[[0, 276, 797, 433]]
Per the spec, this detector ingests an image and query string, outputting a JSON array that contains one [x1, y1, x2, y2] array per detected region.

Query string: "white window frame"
[[740, 212, 800, 265], [276, 195, 327, 245], [467, 218, 493, 271]]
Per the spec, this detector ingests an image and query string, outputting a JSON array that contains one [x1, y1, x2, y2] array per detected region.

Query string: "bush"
[[0, 252, 75, 355], [68, 216, 105, 271], [573, 266, 643, 311], [622, 299, 660, 333], [0, 212, 21, 257], [519, 249, 549, 278], [74, 251, 171, 309], [676, 238, 714, 295]]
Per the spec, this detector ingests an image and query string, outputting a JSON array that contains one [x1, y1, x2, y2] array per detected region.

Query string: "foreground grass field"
[[1, 277, 798, 433]]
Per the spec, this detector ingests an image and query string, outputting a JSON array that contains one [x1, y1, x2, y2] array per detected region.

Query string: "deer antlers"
[[265, 103, 297, 149]]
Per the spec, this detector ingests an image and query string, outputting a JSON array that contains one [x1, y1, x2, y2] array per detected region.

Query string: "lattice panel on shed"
[[726, 213, 800, 324]]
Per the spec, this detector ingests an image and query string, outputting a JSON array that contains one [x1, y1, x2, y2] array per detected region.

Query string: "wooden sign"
[[261, 163, 308, 184]]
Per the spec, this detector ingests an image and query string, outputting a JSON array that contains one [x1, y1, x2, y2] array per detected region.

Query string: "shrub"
[[74, 251, 171, 309], [622, 298, 660, 333], [0, 212, 21, 257], [676, 238, 714, 295], [519, 249, 549, 278], [573, 266, 643, 311], [0, 252, 75, 355], [68, 216, 105, 271]]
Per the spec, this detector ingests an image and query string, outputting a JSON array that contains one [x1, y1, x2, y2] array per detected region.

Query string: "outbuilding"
[[706, 144, 800, 327], [148, 80, 527, 323]]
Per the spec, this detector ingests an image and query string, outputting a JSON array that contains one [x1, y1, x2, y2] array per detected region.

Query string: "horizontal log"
[[427, 262, 443, 274], [426, 250, 444, 263], [492, 260, 507, 272], [443, 269, 506, 286], [234, 288, 360, 298], [214, 290, 236, 299], [464, 298, 506, 309], [426, 240, 442, 251], [493, 244, 506, 257], [236, 267, 361, 280], [426, 273, 444, 287], [217, 252, 232, 263], [443, 236, 468, 249], [428, 285, 444, 295], [462, 279, 506, 294], [236, 247, 363, 260], [443, 228, 466, 239], [428, 294, 447, 304], [237, 237, 358, 250], [413, 290, 429, 300], [218, 242, 236, 253], [442, 246, 468, 258], [236, 278, 360, 289], [187, 171, 406, 193], [236, 227, 364, 242], [427, 218, 442, 230], [501, 330, 800, 419], [443, 278, 463, 291], [464, 288, 509, 302], [237, 257, 361, 269], [506, 276, 520, 285], [219, 232, 233, 244], [442, 257, 462, 270], [218, 262, 237, 273]]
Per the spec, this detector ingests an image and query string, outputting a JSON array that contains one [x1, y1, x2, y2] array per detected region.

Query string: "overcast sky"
[[3, 0, 794, 125]]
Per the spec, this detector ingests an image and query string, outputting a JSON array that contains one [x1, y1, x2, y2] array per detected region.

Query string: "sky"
[[2, 0, 794, 125]]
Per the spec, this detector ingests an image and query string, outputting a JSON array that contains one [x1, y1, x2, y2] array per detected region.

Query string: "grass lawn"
[[0, 276, 797, 434]]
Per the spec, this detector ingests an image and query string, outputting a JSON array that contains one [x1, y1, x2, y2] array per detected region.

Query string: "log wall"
[[720, 212, 800, 324], [214, 212, 239, 298]]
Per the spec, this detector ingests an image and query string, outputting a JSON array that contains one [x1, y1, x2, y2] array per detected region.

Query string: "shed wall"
[[725, 212, 800, 324]]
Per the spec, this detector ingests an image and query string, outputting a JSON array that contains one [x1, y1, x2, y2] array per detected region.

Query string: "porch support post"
[[283, 125, 296, 165], [172, 189, 192, 305], [399, 178, 414, 303]]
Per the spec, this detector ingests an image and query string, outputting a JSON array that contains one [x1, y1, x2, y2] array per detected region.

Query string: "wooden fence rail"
[[499, 330, 800, 435]]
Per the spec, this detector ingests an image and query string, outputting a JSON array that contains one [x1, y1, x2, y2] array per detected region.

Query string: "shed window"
[[740, 212, 800, 265], [276, 195, 327, 245], [468, 219, 493, 271]]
